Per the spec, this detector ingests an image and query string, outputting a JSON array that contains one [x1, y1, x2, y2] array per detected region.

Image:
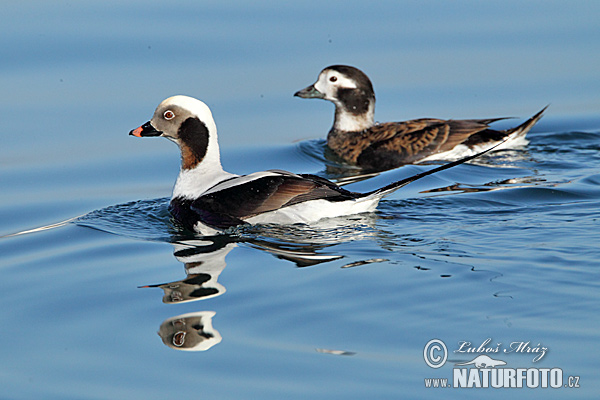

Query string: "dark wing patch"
[[461, 129, 508, 147], [169, 197, 246, 230], [184, 174, 358, 228]]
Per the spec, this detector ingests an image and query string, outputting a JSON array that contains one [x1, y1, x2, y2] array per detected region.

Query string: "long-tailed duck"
[[295, 65, 546, 171], [130, 95, 502, 234]]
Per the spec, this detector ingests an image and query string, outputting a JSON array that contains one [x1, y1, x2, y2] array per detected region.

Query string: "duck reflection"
[[141, 239, 232, 304], [143, 229, 352, 305], [146, 218, 379, 351], [143, 239, 231, 351]]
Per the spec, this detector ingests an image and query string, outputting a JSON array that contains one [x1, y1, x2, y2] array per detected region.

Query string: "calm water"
[[1, 1, 599, 399]]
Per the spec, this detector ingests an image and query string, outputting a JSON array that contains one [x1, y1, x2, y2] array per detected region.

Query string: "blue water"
[[1, 1, 600, 399]]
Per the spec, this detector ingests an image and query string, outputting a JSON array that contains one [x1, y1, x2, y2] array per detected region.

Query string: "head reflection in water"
[[158, 311, 222, 351]]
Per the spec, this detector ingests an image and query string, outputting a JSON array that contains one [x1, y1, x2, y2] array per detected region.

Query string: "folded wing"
[[188, 172, 359, 228]]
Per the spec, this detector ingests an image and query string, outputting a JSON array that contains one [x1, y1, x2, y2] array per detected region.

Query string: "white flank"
[[420, 130, 530, 162], [246, 197, 380, 225]]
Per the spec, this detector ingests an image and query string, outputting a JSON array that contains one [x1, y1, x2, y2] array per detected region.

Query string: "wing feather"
[[189, 173, 357, 224], [356, 119, 502, 170], [328, 117, 509, 170]]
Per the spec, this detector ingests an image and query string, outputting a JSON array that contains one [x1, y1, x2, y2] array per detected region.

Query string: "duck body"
[[295, 65, 546, 172], [130, 95, 504, 234], [168, 169, 377, 232]]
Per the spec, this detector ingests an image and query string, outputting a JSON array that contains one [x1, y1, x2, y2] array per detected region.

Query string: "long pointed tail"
[[506, 105, 548, 137]]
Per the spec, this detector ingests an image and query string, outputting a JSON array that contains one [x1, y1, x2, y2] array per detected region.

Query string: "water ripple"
[[76, 197, 177, 242]]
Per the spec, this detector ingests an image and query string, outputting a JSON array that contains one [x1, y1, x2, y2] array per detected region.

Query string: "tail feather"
[[505, 105, 548, 137], [472, 116, 515, 125]]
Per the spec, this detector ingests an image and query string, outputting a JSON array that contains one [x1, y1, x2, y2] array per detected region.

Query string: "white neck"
[[172, 164, 236, 200], [333, 101, 375, 132]]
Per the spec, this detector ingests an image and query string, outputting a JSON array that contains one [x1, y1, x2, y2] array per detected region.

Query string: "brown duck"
[[295, 65, 546, 172]]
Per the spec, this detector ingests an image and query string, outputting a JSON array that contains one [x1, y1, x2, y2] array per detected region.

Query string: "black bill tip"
[[294, 85, 324, 99], [130, 121, 163, 137]]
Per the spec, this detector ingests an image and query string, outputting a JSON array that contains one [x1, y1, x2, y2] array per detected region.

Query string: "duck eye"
[[164, 110, 175, 120], [329, 76, 338, 83]]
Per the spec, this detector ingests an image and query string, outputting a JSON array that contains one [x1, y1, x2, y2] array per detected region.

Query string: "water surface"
[[1, 1, 600, 399]]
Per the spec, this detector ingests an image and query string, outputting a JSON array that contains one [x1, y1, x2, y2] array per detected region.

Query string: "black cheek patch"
[[337, 88, 371, 115], [178, 117, 210, 162]]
